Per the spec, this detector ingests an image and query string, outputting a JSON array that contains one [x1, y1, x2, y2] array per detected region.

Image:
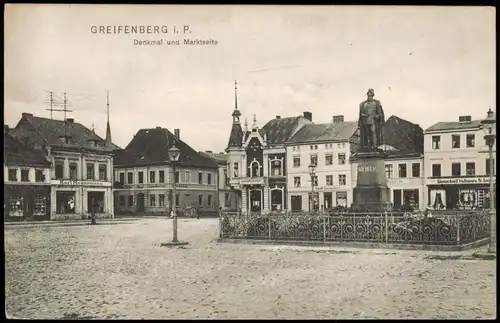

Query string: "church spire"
[[226, 80, 244, 151], [231, 80, 241, 124], [105, 91, 112, 146]]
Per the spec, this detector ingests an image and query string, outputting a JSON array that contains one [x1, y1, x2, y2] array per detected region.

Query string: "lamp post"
[[309, 164, 316, 212], [481, 108, 496, 255], [161, 144, 188, 247]]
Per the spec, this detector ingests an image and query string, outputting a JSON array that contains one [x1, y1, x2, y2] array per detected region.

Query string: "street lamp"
[[481, 108, 496, 255], [309, 164, 316, 212], [161, 143, 188, 247]]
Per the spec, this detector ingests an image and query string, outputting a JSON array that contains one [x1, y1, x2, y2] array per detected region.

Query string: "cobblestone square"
[[5, 218, 497, 319]]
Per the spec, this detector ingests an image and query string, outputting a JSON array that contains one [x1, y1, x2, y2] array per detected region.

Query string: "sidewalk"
[[4, 217, 143, 227]]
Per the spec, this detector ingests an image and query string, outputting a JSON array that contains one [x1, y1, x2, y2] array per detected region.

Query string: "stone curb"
[[471, 252, 497, 260]]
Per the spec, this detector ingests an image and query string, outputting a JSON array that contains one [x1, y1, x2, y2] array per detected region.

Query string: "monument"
[[351, 88, 392, 212]]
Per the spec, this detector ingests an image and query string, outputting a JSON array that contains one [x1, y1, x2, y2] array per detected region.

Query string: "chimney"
[[174, 128, 180, 140], [66, 118, 74, 123], [22, 113, 33, 117], [276, 115, 281, 119], [458, 115, 472, 123], [303, 111, 312, 122], [332, 115, 344, 123], [156, 126, 161, 129]]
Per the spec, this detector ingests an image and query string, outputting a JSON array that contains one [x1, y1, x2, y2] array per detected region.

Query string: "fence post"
[[323, 215, 326, 242], [384, 212, 388, 243], [456, 212, 460, 245], [268, 215, 271, 240]]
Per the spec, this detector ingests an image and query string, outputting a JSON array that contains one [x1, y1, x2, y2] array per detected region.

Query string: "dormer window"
[[88, 138, 100, 147]]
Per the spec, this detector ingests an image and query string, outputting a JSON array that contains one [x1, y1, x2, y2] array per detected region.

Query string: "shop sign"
[[427, 177, 495, 185], [241, 177, 267, 185], [54, 180, 111, 187]]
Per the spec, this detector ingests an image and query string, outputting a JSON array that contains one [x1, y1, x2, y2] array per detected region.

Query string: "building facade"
[[4, 128, 51, 221], [199, 151, 238, 212], [351, 116, 426, 211], [286, 116, 359, 212], [9, 113, 118, 220], [113, 128, 218, 216], [424, 114, 496, 210]]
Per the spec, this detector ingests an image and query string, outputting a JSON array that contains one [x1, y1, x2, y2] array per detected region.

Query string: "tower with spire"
[[105, 91, 112, 146], [226, 81, 244, 150]]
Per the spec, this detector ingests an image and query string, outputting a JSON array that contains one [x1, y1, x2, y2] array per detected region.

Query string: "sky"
[[4, 5, 496, 153]]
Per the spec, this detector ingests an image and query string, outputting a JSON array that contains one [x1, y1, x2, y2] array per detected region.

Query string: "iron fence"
[[219, 211, 491, 246]]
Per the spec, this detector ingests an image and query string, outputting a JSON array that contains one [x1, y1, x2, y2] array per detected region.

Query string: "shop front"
[[4, 185, 51, 221], [427, 176, 496, 211]]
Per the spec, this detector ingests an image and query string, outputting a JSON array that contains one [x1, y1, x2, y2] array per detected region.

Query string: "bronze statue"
[[358, 88, 385, 149]]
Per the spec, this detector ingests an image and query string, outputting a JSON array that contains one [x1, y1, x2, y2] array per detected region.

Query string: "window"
[[159, 170, 165, 183], [451, 163, 461, 176], [466, 162, 475, 176], [159, 194, 165, 206], [198, 194, 203, 206], [432, 136, 441, 149], [294, 177, 301, 188], [326, 175, 333, 186], [432, 164, 441, 177], [138, 171, 144, 184], [452, 135, 461, 148], [271, 160, 282, 176], [21, 169, 29, 182], [119, 173, 125, 184], [185, 170, 191, 183], [175, 171, 180, 183], [150, 195, 156, 207], [311, 175, 318, 187], [336, 191, 348, 207], [150, 171, 156, 183], [69, 163, 78, 180], [466, 134, 475, 148], [127, 172, 133, 184], [310, 155, 318, 166], [99, 164, 107, 181], [398, 164, 407, 178], [338, 174, 346, 186], [223, 169, 228, 186], [385, 164, 393, 178], [198, 172, 203, 184], [338, 153, 346, 165], [55, 161, 64, 179], [233, 163, 239, 177], [56, 191, 76, 214], [88, 191, 105, 213], [86, 163, 94, 180], [486, 158, 496, 175], [35, 169, 44, 182], [208, 195, 213, 206], [224, 193, 231, 207], [207, 173, 212, 185], [293, 156, 301, 167], [119, 196, 125, 207], [325, 154, 333, 165], [128, 195, 133, 207], [412, 163, 420, 178]]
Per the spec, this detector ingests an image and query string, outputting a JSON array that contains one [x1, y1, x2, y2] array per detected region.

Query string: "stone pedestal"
[[352, 149, 391, 212]]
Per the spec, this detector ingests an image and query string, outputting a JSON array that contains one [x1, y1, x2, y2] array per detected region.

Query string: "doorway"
[[137, 193, 145, 212], [250, 189, 262, 212]]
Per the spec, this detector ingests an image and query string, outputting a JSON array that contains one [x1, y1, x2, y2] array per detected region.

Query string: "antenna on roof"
[[46, 92, 73, 121]]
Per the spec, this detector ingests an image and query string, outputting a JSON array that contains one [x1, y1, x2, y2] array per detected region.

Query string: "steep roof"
[[382, 115, 423, 157], [114, 127, 217, 169], [199, 151, 228, 165], [227, 123, 244, 149], [261, 116, 312, 145], [286, 121, 358, 144], [4, 131, 50, 167], [425, 119, 483, 132], [10, 113, 120, 152]]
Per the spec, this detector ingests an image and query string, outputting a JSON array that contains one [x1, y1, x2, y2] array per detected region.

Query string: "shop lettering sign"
[[428, 177, 494, 185], [241, 177, 267, 185], [57, 180, 111, 187]]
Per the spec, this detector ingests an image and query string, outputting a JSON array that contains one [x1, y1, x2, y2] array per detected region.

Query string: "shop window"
[[385, 164, 393, 178], [432, 136, 441, 149], [338, 174, 346, 186], [293, 156, 301, 167], [35, 169, 45, 182], [138, 171, 144, 184], [198, 172, 203, 184], [208, 173, 212, 185], [127, 172, 133, 184], [403, 189, 419, 210], [224, 193, 231, 207], [99, 164, 107, 181], [432, 164, 441, 177], [338, 153, 346, 165], [150, 194, 156, 207], [466, 162, 475, 176], [198, 195, 203, 206], [336, 191, 347, 207], [56, 191, 76, 214], [86, 163, 95, 180], [326, 175, 333, 186], [159, 170, 165, 183], [466, 134, 475, 148], [127, 195, 133, 207], [324, 192, 333, 209], [88, 191, 105, 213], [55, 163, 64, 179], [325, 154, 333, 165], [451, 163, 461, 177], [412, 163, 420, 177], [21, 169, 29, 182], [294, 177, 301, 188], [208, 195, 213, 206], [271, 190, 283, 211], [69, 163, 78, 180], [119, 196, 125, 207], [9, 196, 24, 217], [33, 194, 47, 217], [398, 164, 407, 178], [393, 189, 402, 209], [452, 134, 461, 148], [486, 158, 496, 175], [119, 173, 125, 184], [310, 155, 318, 166]]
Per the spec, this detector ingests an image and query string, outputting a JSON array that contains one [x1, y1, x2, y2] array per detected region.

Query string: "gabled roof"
[[286, 121, 358, 144], [261, 116, 312, 145], [10, 113, 120, 152], [115, 127, 217, 169], [199, 151, 228, 165], [4, 131, 50, 167], [382, 115, 423, 157], [425, 119, 483, 132]]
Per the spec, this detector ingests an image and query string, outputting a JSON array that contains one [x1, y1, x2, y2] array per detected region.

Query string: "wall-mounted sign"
[[241, 177, 267, 185], [427, 177, 495, 185], [388, 178, 410, 185], [358, 165, 377, 173], [54, 180, 111, 187]]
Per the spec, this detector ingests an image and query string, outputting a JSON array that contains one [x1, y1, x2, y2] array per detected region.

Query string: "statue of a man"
[[358, 88, 385, 149]]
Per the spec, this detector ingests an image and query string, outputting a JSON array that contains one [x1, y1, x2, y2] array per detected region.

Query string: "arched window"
[[250, 160, 261, 177]]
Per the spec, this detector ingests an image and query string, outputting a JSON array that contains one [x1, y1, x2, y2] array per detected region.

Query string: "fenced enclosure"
[[219, 211, 490, 247]]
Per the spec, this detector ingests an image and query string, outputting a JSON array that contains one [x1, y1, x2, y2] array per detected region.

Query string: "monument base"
[[352, 185, 392, 212]]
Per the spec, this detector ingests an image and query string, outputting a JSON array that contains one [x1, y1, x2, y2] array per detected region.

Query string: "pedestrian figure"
[[90, 197, 97, 225]]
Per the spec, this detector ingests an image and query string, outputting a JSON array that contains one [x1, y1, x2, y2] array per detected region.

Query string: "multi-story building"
[[286, 115, 359, 212], [199, 151, 238, 212], [4, 127, 51, 221], [351, 116, 425, 211], [9, 113, 118, 220], [424, 114, 496, 210], [113, 128, 218, 215], [225, 84, 313, 213]]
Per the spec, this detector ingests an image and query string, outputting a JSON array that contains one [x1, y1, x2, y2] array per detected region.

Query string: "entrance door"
[[250, 190, 261, 212], [291, 195, 302, 212], [137, 193, 145, 212]]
